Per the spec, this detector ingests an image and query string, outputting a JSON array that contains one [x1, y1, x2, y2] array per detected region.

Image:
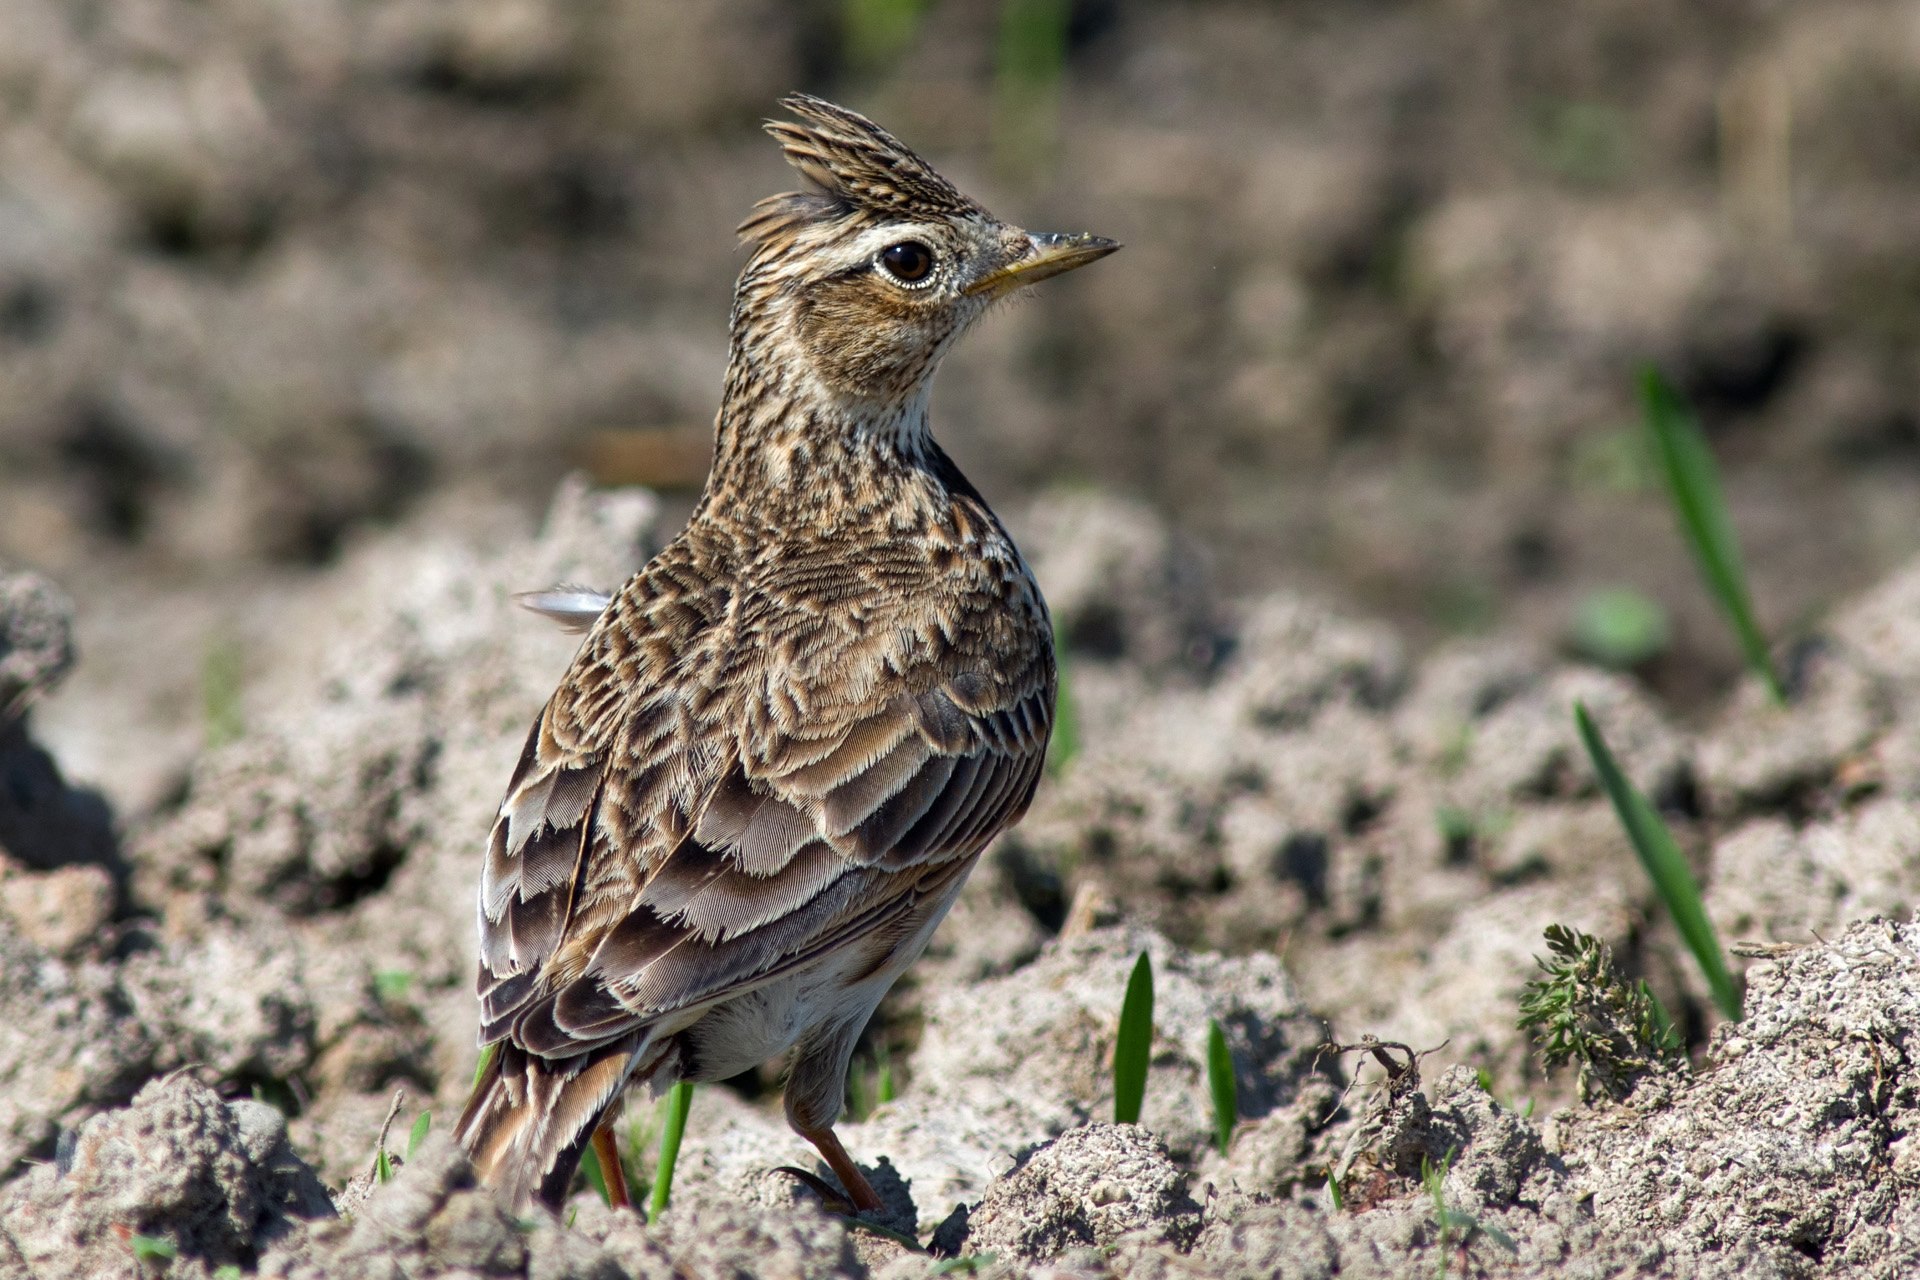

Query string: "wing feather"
[[466, 555, 1055, 1212]]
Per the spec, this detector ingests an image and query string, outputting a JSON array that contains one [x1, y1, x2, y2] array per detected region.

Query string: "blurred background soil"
[[6, 0, 1920, 815], [7, 6, 1920, 1272]]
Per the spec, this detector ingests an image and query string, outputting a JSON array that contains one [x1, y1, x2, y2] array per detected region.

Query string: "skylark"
[[456, 94, 1117, 1214]]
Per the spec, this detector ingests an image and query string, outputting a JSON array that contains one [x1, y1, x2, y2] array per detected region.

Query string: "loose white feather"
[[515, 585, 614, 634]]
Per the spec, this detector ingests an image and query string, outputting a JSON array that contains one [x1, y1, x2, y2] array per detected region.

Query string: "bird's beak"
[[966, 231, 1120, 298]]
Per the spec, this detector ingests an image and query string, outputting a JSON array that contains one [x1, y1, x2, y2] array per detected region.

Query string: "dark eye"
[[878, 241, 934, 284]]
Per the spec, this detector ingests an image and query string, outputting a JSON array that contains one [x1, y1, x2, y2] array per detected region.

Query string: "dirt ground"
[[3, 479, 1920, 1277], [4, 1, 1920, 1277]]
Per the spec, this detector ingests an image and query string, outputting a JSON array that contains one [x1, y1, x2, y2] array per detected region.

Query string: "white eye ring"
[[877, 240, 937, 287]]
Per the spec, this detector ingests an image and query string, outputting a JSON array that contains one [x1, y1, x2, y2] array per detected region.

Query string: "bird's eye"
[[878, 241, 935, 285]]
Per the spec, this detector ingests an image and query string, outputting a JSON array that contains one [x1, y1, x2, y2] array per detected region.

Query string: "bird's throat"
[[700, 347, 939, 527]]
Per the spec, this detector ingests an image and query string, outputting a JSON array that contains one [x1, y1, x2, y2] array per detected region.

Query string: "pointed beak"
[[965, 231, 1120, 298]]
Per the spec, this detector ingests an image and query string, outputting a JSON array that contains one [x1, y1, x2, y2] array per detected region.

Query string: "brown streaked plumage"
[[455, 94, 1117, 1214]]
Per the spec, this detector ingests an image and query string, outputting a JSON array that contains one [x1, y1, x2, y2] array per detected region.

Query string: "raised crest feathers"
[[738, 94, 982, 246]]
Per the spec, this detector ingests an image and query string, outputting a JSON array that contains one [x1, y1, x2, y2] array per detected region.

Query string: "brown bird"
[[455, 94, 1116, 1214]]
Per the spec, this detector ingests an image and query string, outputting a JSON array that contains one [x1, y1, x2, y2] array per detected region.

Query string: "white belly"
[[681, 875, 963, 1081]]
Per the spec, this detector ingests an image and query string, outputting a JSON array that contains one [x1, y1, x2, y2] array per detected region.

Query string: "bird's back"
[[457, 455, 1055, 1208]]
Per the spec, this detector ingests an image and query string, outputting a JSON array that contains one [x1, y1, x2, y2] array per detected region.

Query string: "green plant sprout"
[[129, 1233, 177, 1262], [1474, 1065, 1536, 1119], [649, 1081, 695, 1219], [372, 969, 413, 1002], [1113, 951, 1154, 1124], [848, 1044, 898, 1121], [1422, 1148, 1515, 1278], [1571, 587, 1671, 669], [1518, 924, 1682, 1102], [1575, 700, 1741, 1019], [1205, 1018, 1238, 1156], [1640, 368, 1785, 702], [407, 1111, 431, 1159], [473, 1042, 496, 1088], [373, 1148, 392, 1185]]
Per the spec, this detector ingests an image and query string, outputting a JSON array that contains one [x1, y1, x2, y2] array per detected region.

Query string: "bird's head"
[[734, 95, 1117, 407]]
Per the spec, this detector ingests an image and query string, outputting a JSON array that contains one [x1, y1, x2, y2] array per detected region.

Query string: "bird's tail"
[[454, 1034, 650, 1211]]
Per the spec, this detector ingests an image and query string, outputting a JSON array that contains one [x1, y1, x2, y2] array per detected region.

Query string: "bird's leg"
[[796, 1124, 885, 1213], [591, 1121, 631, 1210]]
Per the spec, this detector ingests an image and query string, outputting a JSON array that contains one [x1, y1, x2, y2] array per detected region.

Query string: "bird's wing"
[[473, 599, 1054, 1060]]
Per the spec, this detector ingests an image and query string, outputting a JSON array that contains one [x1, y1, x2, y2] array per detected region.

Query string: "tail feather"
[[455, 1035, 648, 1211]]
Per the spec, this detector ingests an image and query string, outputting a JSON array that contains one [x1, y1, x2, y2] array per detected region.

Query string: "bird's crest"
[[739, 94, 983, 248]]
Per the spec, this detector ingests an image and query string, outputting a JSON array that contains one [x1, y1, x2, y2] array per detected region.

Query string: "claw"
[[772, 1164, 858, 1216]]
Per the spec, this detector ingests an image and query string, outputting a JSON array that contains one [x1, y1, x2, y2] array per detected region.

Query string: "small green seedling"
[[649, 1081, 695, 1219], [213, 1267, 243, 1280], [850, 1044, 899, 1121], [1422, 1149, 1515, 1279], [1571, 587, 1670, 669], [407, 1111, 431, 1160], [129, 1234, 177, 1262], [1112, 951, 1154, 1125], [1575, 701, 1740, 1019], [473, 1042, 497, 1088], [373, 969, 414, 1002], [929, 1254, 1000, 1276], [1640, 368, 1785, 702], [1519, 924, 1682, 1102], [1205, 1018, 1238, 1156], [368, 1089, 406, 1186]]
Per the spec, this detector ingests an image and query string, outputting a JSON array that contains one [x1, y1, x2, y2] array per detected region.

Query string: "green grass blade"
[[581, 1141, 611, 1206], [1575, 701, 1740, 1019], [1640, 368, 1784, 702], [1113, 951, 1154, 1125], [407, 1111, 431, 1159], [649, 1081, 695, 1219], [473, 1042, 497, 1088], [374, 1148, 392, 1184], [1205, 1018, 1238, 1156]]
